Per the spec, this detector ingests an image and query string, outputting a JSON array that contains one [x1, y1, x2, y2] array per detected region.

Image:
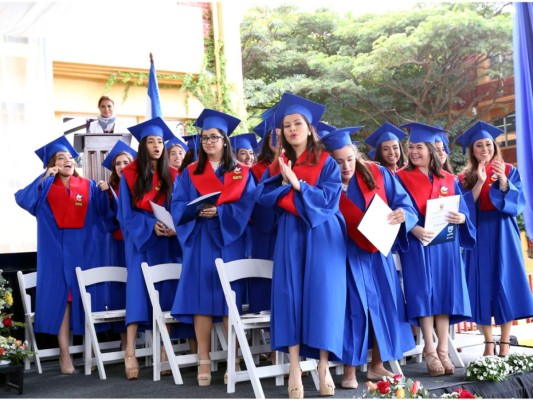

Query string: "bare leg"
[[341, 365, 358, 388], [318, 350, 335, 396], [498, 322, 512, 357], [124, 323, 139, 379], [435, 314, 454, 374], [480, 324, 496, 356], [288, 345, 303, 398], [368, 330, 393, 378], [58, 303, 74, 374], [419, 316, 444, 376], [194, 315, 213, 383]]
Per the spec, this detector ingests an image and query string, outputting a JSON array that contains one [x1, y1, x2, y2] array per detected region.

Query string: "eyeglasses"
[[200, 135, 224, 144]]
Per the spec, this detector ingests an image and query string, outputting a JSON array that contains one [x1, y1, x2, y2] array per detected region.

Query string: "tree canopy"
[[240, 2, 513, 168]]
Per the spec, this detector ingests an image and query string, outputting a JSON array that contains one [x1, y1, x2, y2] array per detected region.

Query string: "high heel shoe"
[[197, 359, 212, 387], [437, 350, 455, 375], [124, 352, 139, 380], [288, 367, 304, 399], [224, 358, 241, 384], [318, 362, 335, 397], [498, 341, 511, 358], [483, 341, 497, 356], [60, 355, 75, 375], [367, 366, 394, 381], [423, 351, 445, 377]]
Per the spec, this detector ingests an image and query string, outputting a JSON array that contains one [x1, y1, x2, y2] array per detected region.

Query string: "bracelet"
[[281, 180, 289, 186], [500, 184, 509, 193]]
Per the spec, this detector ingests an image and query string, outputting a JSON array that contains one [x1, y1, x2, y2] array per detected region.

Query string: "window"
[[492, 113, 516, 147]]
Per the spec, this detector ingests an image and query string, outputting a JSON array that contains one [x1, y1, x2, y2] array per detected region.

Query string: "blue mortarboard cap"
[[368, 148, 377, 160], [400, 122, 448, 144], [456, 121, 503, 149], [128, 116, 174, 142], [102, 140, 137, 171], [230, 133, 258, 153], [274, 92, 326, 129], [320, 126, 364, 152], [434, 128, 450, 154], [317, 122, 336, 139], [165, 136, 189, 152], [35, 135, 79, 169], [353, 140, 360, 147], [182, 134, 200, 161], [194, 109, 240, 135], [259, 104, 279, 146], [365, 122, 407, 147]]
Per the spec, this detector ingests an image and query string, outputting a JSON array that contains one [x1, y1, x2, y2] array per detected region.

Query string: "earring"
[[223, 143, 227, 147], [308, 131, 311, 136]]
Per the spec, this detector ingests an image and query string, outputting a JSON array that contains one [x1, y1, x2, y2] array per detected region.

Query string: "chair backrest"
[[17, 270, 37, 316], [141, 262, 182, 313], [76, 266, 128, 287]]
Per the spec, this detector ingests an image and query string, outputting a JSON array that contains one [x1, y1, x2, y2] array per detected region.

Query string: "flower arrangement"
[[440, 388, 480, 399], [0, 270, 33, 364], [466, 355, 513, 382], [502, 352, 533, 374], [363, 374, 430, 398]]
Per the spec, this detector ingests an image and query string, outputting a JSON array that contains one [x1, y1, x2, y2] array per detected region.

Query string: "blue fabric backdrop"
[[513, 2, 533, 241]]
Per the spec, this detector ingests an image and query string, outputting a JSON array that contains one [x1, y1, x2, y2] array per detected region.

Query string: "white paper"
[[149, 201, 175, 231], [357, 194, 401, 256], [423, 195, 460, 245]]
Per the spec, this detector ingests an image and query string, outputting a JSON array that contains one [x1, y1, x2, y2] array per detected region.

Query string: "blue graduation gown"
[[459, 166, 533, 325], [255, 156, 347, 362], [117, 175, 182, 327], [15, 174, 109, 335], [342, 166, 417, 366], [170, 166, 256, 324], [397, 172, 475, 325]]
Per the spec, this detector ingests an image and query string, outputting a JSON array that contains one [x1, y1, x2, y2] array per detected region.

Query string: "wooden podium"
[[73, 133, 132, 182]]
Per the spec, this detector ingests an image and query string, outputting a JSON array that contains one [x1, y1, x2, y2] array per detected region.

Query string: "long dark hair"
[[405, 142, 444, 178], [133, 137, 173, 205], [178, 147, 196, 173], [374, 140, 406, 170], [460, 139, 503, 190], [194, 129, 238, 174], [277, 115, 323, 166], [256, 130, 276, 164], [109, 151, 133, 188]]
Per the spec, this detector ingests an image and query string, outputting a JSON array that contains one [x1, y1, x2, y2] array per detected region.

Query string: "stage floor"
[[5, 334, 533, 398]]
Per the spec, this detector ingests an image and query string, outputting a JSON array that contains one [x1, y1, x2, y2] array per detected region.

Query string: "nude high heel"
[[197, 359, 212, 387], [60, 354, 75, 375], [423, 351, 445, 377], [224, 358, 241, 384], [318, 362, 335, 397], [124, 352, 139, 380], [437, 349, 455, 375], [288, 367, 304, 399]]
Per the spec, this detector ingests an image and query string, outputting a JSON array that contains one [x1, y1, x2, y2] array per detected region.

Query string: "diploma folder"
[[178, 191, 221, 225]]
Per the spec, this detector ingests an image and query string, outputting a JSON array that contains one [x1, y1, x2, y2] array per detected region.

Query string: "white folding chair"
[[215, 258, 319, 399], [75, 265, 152, 379], [141, 261, 228, 384], [17, 270, 84, 373]]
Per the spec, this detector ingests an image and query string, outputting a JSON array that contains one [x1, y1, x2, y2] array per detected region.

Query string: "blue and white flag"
[[146, 54, 162, 119]]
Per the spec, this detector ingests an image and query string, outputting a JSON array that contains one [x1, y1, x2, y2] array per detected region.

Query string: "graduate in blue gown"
[[255, 93, 346, 398], [117, 117, 185, 380], [395, 122, 475, 377], [15, 136, 109, 374], [170, 109, 256, 387], [456, 121, 533, 357], [365, 122, 407, 174], [321, 125, 417, 388], [166, 135, 188, 171]]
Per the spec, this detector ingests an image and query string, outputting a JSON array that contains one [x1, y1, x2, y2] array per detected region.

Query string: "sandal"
[[367, 366, 394, 381], [124, 352, 139, 380], [224, 358, 242, 384], [423, 351, 445, 377], [318, 361, 335, 397], [197, 359, 212, 386], [483, 341, 497, 356], [498, 341, 511, 358], [288, 367, 304, 399], [437, 350, 455, 375]]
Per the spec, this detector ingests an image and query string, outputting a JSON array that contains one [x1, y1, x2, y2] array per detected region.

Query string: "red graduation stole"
[[47, 176, 90, 229], [397, 167, 455, 216], [110, 183, 123, 241], [459, 162, 511, 212], [251, 160, 270, 182], [269, 150, 329, 217], [122, 160, 178, 212], [187, 161, 249, 205], [339, 162, 387, 253]]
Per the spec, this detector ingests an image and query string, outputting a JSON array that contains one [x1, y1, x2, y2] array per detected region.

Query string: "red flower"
[[410, 380, 421, 395], [454, 388, 476, 399], [393, 374, 403, 381], [377, 380, 390, 395], [0, 348, 4, 356], [2, 317, 12, 327]]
